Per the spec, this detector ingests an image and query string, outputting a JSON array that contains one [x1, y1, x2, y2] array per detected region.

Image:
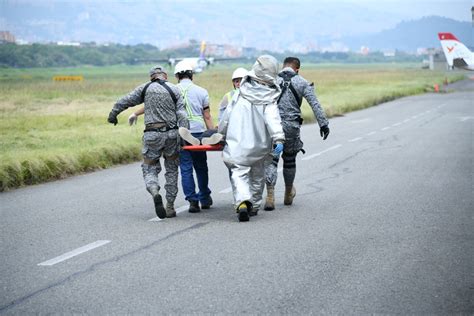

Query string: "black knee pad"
[[282, 153, 296, 169]]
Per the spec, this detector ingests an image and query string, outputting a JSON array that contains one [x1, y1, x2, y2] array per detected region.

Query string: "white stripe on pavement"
[[38, 240, 111, 266], [381, 126, 391, 131], [149, 205, 189, 222], [219, 187, 233, 194], [301, 144, 342, 161], [366, 131, 376, 136], [348, 137, 363, 142]]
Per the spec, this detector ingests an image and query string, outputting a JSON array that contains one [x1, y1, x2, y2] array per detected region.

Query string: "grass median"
[[0, 63, 465, 191]]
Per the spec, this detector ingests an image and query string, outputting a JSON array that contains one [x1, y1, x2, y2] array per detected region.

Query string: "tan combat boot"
[[166, 202, 176, 218], [264, 185, 275, 211], [284, 185, 296, 205]]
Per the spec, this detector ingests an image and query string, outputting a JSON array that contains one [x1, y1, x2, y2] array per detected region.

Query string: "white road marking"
[[348, 137, 363, 142], [381, 126, 391, 131], [392, 122, 402, 127], [38, 240, 111, 266], [301, 144, 342, 161], [403, 118, 411, 123], [366, 131, 376, 136], [412, 115, 418, 119], [351, 118, 370, 123], [149, 205, 189, 222], [219, 187, 233, 194], [460, 116, 473, 122]]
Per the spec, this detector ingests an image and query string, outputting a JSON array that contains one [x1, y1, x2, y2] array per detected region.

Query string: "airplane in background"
[[135, 41, 245, 73], [438, 32, 474, 71], [168, 41, 212, 73]]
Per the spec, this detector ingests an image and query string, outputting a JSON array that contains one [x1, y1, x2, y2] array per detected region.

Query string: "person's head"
[[231, 67, 248, 89], [174, 61, 193, 81], [149, 65, 168, 81], [249, 55, 280, 85], [283, 57, 300, 73]]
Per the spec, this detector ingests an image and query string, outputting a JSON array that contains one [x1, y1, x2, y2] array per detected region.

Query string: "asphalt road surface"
[[1, 79, 473, 314]]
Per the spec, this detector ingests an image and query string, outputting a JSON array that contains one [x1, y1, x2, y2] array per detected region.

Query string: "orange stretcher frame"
[[182, 144, 224, 151]]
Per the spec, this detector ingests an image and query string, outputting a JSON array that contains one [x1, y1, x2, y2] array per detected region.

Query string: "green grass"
[[0, 63, 465, 191]]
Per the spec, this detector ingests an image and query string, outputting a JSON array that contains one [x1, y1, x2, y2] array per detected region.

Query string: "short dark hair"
[[283, 57, 300, 69], [177, 70, 193, 80]]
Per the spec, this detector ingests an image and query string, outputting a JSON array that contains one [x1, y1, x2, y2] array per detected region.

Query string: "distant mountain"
[[342, 16, 472, 52]]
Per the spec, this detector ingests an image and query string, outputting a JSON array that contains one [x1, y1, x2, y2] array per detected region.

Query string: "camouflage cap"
[[149, 65, 166, 77]]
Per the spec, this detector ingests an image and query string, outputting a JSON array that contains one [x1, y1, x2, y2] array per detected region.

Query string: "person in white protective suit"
[[218, 55, 285, 222]]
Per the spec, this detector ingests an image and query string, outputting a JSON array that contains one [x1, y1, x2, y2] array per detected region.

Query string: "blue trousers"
[[179, 132, 212, 204]]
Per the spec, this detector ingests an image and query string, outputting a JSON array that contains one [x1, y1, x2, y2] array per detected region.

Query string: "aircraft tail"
[[199, 41, 206, 60], [438, 32, 472, 67]]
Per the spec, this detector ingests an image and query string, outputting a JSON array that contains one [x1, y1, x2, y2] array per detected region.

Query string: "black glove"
[[107, 110, 118, 126], [320, 125, 330, 140]]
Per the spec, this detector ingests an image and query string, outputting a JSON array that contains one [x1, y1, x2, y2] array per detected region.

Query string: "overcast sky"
[[339, 0, 471, 21], [0, 0, 471, 50], [2, 0, 472, 21]]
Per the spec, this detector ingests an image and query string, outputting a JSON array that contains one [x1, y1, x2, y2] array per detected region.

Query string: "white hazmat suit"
[[218, 55, 285, 215]]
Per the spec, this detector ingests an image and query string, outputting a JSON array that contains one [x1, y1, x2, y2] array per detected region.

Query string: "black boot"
[[201, 196, 213, 210], [188, 200, 201, 213], [149, 187, 166, 219], [153, 193, 166, 219], [237, 202, 250, 222]]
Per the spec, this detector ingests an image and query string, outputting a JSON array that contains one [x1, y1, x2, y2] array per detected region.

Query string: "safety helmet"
[[231, 67, 248, 80], [174, 61, 193, 75]]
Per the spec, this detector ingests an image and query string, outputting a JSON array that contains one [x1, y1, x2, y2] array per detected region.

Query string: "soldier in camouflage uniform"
[[264, 57, 330, 210], [107, 65, 189, 219]]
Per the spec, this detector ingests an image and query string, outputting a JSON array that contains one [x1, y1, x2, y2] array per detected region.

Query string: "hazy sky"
[[0, 0, 472, 50], [2, 0, 472, 21], [339, 0, 471, 21]]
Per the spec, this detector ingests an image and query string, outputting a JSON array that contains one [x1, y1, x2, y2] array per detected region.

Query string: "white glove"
[[128, 113, 138, 126]]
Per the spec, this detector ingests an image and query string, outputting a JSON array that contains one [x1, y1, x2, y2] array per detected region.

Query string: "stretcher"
[[182, 144, 224, 151]]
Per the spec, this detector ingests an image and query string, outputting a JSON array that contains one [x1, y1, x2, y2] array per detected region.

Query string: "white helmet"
[[174, 61, 193, 75], [231, 67, 248, 80]]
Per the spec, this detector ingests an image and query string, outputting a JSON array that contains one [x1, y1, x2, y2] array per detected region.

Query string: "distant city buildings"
[[56, 41, 81, 46], [360, 46, 370, 55], [206, 43, 241, 58], [0, 31, 16, 43]]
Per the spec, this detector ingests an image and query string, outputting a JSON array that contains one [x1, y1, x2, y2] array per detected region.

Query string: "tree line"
[[0, 43, 421, 68], [0, 43, 172, 68]]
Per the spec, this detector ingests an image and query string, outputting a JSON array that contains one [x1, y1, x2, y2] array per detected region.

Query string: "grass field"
[[0, 63, 465, 191]]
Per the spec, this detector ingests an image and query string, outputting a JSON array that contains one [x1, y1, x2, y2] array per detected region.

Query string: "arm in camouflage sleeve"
[[111, 84, 146, 116], [264, 101, 285, 144], [302, 82, 329, 127], [175, 89, 190, 129]]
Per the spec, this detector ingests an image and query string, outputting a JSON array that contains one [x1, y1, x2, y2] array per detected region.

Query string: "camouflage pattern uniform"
[[110, 78, 188, 205], [265, 67, 329, 187]]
